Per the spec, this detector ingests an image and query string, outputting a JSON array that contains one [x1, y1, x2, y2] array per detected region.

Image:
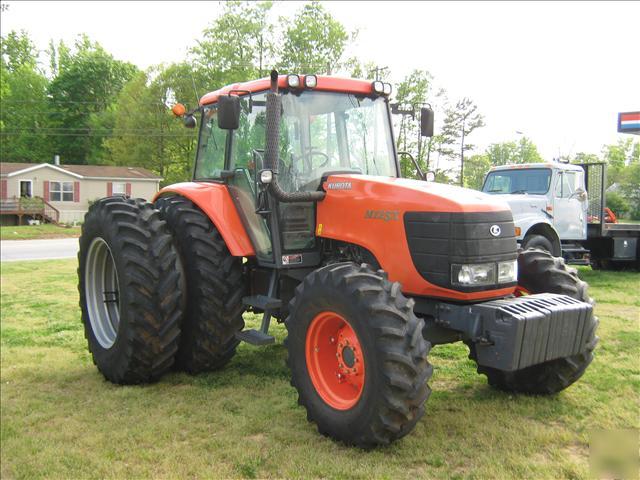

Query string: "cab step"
[[242, 295, 282, 310], [236, 329, 275, 346]]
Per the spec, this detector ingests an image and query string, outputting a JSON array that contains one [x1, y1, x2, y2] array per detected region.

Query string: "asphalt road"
[[1, 238, 79, 262]]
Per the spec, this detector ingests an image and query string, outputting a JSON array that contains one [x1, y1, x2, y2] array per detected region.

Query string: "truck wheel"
[[521, 234, 553, 254], [285, 263, 433, 447], [78, 197, 184, 384], [155, 195, 245, 373], [470, 248, 599, 394]]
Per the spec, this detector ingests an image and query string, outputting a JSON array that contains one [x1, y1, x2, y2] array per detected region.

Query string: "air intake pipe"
[[264, 70, 325, 203]]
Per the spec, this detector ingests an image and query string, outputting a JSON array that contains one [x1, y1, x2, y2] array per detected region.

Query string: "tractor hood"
[[321, 174, 511, 214], [316, 174, 517, 301]]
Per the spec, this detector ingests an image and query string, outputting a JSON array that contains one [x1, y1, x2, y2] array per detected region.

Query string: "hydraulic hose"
[[264, 72, 325, 203]]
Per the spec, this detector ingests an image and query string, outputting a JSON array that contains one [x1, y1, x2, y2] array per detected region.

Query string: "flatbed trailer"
[[578, 162, 640, 270]]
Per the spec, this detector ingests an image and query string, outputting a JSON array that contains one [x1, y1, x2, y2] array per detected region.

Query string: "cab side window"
[[555, 172, 577, 198], [194, 106, 227, 180]]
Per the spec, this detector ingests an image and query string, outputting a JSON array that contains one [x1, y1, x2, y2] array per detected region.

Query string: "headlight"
[[498, 260, 518, 283], [451, 263, 495, 286]]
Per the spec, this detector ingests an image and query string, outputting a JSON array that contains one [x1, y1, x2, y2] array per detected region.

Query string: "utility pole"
[[369, 66, 388, 81]]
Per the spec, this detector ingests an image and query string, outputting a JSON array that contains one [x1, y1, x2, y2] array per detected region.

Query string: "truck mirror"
[[420, 107, 434, 137], [218, 95, 241, 130]]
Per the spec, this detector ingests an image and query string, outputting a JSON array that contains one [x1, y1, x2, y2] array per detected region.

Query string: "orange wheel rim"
[[305, 311, 365, 410]]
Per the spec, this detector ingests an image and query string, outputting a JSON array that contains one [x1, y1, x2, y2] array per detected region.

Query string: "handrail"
[[0, 195, 60, 223]]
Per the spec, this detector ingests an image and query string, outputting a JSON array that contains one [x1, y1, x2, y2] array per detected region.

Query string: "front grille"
[[404, 211, 517, 292]]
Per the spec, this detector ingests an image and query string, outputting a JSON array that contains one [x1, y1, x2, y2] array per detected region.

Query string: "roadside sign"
[[617, 111, 640, 135]]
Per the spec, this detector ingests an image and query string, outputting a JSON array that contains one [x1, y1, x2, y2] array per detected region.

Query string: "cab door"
[[553, 170, 587, 240]]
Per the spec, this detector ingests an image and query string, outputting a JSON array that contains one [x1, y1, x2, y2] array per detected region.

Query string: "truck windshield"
[[277, 91, 396, 192], [482, 168, 552, 195]]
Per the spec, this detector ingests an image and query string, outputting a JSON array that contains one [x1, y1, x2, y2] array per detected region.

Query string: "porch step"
[[242, 295, 282, 310], [236, 329, 275, 346]]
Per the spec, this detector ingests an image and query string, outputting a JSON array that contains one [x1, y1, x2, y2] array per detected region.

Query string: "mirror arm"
[[398, 151, 426, 181]]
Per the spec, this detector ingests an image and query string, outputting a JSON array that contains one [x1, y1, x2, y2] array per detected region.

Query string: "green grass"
[[1, 261, 638, 479], [0, 224, 81, 240]]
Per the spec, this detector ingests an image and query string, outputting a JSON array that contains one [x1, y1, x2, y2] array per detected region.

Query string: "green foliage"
[[440, 97, 485, 184], [605, 191, 630, 218], [394, 70, 436, 178], [463, 153, 492, 189], [191, 1, 274, 85], [485, 137, 543, 167], [46, 35, 138, 164], [1, 31, 52, 162], [279, 1, 350, 73]]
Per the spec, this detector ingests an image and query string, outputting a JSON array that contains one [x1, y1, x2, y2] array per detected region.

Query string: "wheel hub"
[[305, 311, 366, 410], [84, 237, 121, 349]]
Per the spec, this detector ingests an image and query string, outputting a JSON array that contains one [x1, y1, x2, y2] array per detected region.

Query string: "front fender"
[[154, 182, 255, 257], [513, 213, 555, 241]]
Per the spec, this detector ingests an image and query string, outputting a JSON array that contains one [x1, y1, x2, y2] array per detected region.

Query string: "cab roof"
[[199, 75, 377, 106], [489, 162, 585, 172]]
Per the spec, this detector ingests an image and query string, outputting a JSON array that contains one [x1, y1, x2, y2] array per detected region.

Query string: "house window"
[[50, 181, 74, 202], [112, 182, 126, 194]]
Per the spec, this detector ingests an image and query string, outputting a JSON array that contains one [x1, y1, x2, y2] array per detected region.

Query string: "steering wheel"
[[305, 148, 330, 169]]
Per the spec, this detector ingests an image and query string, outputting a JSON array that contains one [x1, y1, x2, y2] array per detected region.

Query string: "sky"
[[2, 1, 638, 160]]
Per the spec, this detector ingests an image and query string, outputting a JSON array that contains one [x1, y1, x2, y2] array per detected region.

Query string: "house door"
[[20, 180, 33, 198]]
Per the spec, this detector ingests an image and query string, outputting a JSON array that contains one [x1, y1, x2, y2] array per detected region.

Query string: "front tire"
[[155, 195, 246, 373], [285, 263, 433, 447], [78, 197, 184, 384], [471, 248, 599, 394], [521, 233, 554, 254]]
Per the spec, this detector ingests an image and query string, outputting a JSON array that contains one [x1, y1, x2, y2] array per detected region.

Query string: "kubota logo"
[[490, 225, 501, 237], [364, 210, 399, 222]]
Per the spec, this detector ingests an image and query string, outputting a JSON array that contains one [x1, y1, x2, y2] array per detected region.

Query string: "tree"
[[46, 35, 138, 164], [393, 70, 435, 178], [485, 137, 543, 167], [190, 1, 275, 87], [463, 153, 492, 190], [1, 30, 52, 162], [104, 64, 198, 184], [440, 97, 485, 185], [279, 1, 350, 74]]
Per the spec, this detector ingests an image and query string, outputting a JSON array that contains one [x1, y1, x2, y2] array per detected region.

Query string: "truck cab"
[[482, 162, 588, 258]]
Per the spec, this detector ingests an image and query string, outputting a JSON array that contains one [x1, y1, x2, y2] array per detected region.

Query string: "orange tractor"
[[78, 71, 598, 447]]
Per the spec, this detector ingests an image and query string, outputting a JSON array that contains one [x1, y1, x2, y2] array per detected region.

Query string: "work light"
[[304, 75, 317, 88], [287, 74, 301, 88], [383, 83, 392, 95], [372, 81, 384, 94]]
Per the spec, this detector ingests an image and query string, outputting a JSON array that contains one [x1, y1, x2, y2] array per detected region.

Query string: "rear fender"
[[154, 182, 255, 257]]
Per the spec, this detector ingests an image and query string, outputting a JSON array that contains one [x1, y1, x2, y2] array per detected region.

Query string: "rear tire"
[[155, 195, 246, 373], [285, 263, 433, 447], [78, 197, 184, 384], [470, 248, 599, 394]]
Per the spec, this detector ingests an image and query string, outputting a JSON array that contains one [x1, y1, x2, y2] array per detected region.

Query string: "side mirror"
[[218, 95, 241, 130], [183, 115, 197, 129], [425, 171, 436, 182], [420, 107, 434, 138]]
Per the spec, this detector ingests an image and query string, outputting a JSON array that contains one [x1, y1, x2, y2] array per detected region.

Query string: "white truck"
[[481, 162, 640, 270]]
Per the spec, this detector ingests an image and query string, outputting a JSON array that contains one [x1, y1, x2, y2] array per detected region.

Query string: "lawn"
[[0, 224, 81, 241], [1, 260, 638, 479]]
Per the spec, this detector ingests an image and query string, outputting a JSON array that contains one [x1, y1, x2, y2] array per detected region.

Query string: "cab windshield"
[[482, 168, 552, 195], [277, 91, 397, 192]]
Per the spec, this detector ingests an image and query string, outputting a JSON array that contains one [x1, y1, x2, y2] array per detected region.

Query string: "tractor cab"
[[188, 73, 401, 268]]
